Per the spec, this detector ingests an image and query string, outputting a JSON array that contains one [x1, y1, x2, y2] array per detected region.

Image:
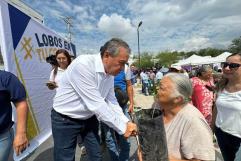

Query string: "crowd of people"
[[1, 37, 241, 161], [138, 52, 241, 161]]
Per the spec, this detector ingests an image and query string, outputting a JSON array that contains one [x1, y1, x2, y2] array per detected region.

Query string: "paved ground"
[[133, 84, 155, 109], [10, 85, 223, 161]]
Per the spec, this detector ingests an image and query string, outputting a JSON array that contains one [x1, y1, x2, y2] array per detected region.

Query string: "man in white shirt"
[[51, 38, 137, 161]]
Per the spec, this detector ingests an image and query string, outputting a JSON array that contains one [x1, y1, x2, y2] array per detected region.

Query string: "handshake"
[[124, 121, 138, 138], [124, 121, 143, 161]]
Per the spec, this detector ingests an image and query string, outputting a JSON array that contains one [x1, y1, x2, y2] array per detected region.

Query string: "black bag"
[[134, 108, 169, 161], [114, 86, 129, 107]]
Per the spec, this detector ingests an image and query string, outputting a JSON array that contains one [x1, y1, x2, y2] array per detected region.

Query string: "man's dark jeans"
[[51, 109, 101, 161]]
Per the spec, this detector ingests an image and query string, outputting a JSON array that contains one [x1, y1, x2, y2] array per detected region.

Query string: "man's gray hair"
[[165, 73, 193, 104], [100, 38, 131, 57]]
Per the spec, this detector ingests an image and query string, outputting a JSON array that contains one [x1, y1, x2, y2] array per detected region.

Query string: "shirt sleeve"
[[67, 62, 129, 134], [106, 86, 130, 122], [5, 72, 26, 103], [181, 117, 215, 160]]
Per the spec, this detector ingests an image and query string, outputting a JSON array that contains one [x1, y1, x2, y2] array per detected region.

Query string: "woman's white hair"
[[165, 73, 193, 104]]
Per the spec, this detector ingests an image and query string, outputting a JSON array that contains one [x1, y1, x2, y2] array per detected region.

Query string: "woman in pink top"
[[191, 65, 214, 125]]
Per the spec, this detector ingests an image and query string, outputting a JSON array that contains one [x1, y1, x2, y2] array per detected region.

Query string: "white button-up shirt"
[[53, 54, 129, 134]]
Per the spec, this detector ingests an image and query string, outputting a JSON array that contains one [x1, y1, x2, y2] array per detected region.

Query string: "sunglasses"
[[221, 62, 241, 69]]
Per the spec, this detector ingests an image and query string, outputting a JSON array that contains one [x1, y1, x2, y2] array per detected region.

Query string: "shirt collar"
[[58, 67, 66, 71], [95, 54, 106, 74]]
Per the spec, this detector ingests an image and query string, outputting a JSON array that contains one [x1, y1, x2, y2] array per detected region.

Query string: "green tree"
[[185, 51, 197, 58], [198, 48, 225, 57], [131, 52, 153, 69], [229, 36, 241, 53], [140, 52, 153, 69], [155, 51, 179, 67]]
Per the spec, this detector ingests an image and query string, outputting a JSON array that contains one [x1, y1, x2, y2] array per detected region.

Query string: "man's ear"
[[103, 51, 110, 58]]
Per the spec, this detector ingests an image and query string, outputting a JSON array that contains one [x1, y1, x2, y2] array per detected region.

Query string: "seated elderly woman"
[[157, 73, 215, 161]]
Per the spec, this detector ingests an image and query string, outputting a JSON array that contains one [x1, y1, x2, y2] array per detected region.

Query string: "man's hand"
[[124, 122, 137, 138], [13, 132, 29, 156]]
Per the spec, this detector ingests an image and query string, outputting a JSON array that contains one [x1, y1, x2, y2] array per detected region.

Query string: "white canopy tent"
[[205, 52, 232, 64], [173, 54, 211, 66], [172, 52, 232, 66]]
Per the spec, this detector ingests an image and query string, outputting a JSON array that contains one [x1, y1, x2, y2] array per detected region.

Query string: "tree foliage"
[[155, 51, 179, 67], [229, 36, 241, 53], [198, 48, 225, 57], [130, 34, 241, 69], [140, 52, 154, 68], [132, 46, 229, 69]]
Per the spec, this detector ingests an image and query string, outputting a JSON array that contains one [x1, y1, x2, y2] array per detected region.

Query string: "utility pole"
[[62, 16, 73, 43], [137, 21, 142, 68]]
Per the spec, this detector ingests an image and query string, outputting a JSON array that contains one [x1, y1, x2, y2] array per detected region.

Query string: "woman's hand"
[[46, 81, 58, 90]]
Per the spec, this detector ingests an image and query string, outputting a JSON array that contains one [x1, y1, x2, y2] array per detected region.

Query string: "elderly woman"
[[157, 73, 215, 161], [191, 65, 215, 125]]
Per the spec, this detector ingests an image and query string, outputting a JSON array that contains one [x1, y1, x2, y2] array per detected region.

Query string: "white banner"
[[0, 0, 76, 160]]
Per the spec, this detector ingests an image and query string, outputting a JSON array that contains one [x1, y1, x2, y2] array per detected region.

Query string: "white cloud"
[[126, 0, 241, 52], [75, 22, 95, 31], [73, 5, 85, 13], [48, 9, 62, 18], [22, 0, 241, 54], [97, 13, 135, 39], [55, 0, 72, 13], [182, 37, 212, 51]]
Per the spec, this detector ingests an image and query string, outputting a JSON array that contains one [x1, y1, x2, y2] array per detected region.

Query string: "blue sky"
[[22, 0, 241, 55]]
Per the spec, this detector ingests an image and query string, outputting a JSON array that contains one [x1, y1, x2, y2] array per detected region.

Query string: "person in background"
[[191, 65, 214, 126], [140, 69, 146, 93], [0, 70, 29, 160], [46, 49, 71, 90], [141, 71, 149, 96], [169, 65, 182, 73], [51, 38, 137, 161], [181, 68, 189, 77], [148, 70, 156, 94], [102, 64, 134, 161], [115, 64, 134, 113], [155, 68, 163, 83], [46, 49, 89, 155], [160, 67, 169, 76], [213, 52, 241, 161], [130, 65, 137, 85], [149, 70, 155, 82], [157, 73, 215, 161]]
